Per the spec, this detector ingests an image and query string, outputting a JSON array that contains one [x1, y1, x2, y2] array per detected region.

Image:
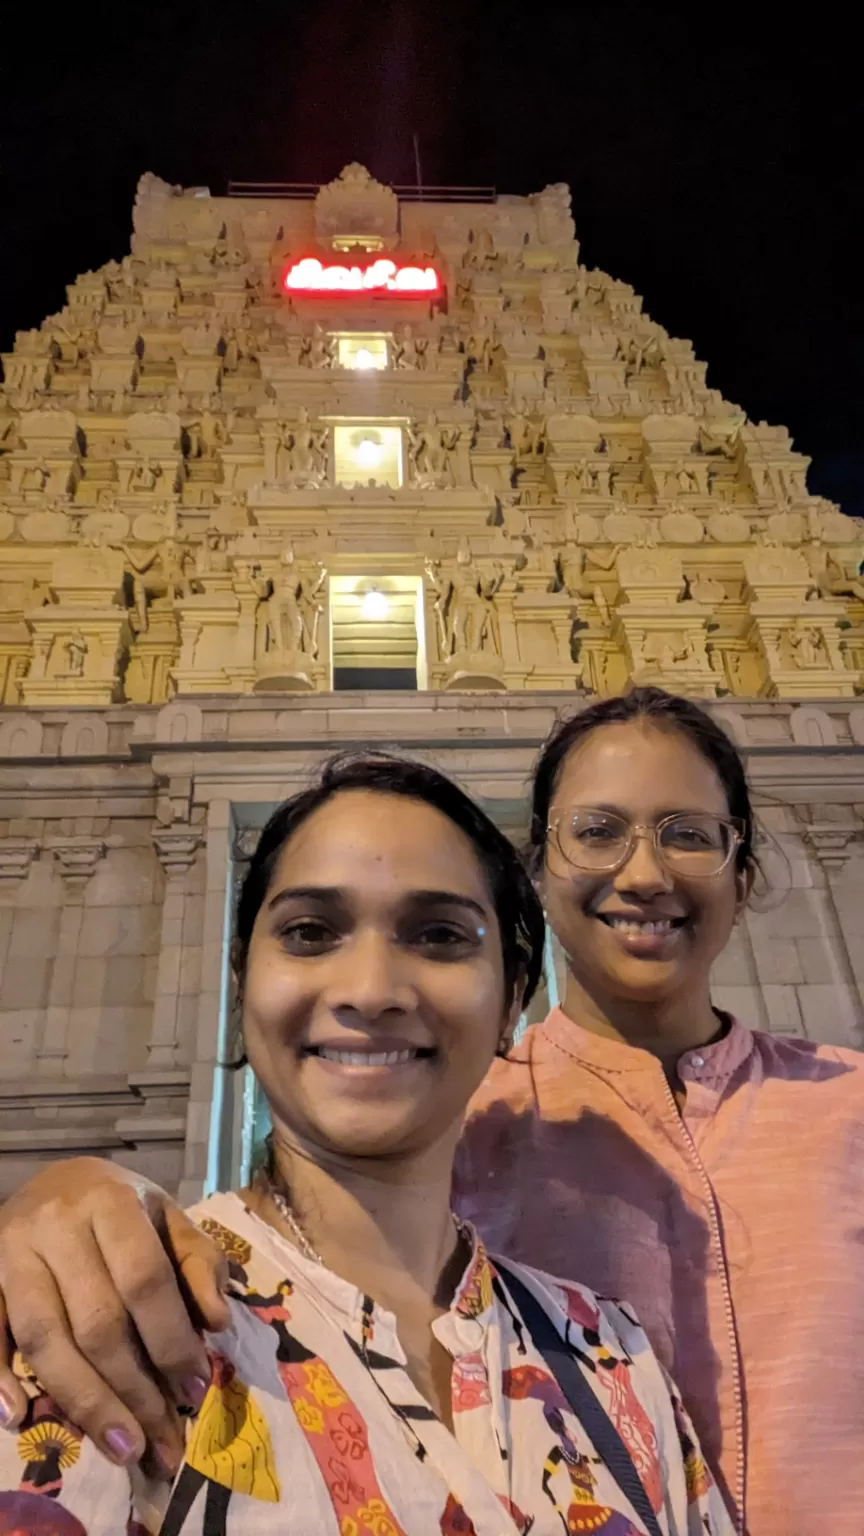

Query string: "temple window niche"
[[333, 332, 391, 370], [333, 421, 403, 488], [329, 574, 427, 691]]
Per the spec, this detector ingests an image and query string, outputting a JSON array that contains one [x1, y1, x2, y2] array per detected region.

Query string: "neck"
[[561, 971, 724, 1070], [248, 1122, 463, 1308]]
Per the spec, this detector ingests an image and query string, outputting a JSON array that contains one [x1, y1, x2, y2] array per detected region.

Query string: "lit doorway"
[[328, 574, 427, 691]]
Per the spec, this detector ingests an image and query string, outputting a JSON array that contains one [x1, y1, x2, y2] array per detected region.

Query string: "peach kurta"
[[453, 1008, 864, 1535]]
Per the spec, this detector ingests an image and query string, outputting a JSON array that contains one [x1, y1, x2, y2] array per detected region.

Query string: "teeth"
[[316, 1048, 419, 1066], [605, 917, 676, 935]]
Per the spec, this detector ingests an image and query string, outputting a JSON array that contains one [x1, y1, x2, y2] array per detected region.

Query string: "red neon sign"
[[284, 256, 442, 297]]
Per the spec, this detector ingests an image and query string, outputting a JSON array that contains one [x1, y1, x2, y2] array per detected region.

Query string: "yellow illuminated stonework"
[[334, 333, 390, 370], [0, 162, 862, 1201]]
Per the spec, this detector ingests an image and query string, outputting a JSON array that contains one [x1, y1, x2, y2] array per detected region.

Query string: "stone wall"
[[1, 691, 862, 1202]]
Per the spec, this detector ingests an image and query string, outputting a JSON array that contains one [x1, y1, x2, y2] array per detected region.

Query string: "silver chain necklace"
[[267, 1182, 324, 1265], [266, 1178, 471, 1271]]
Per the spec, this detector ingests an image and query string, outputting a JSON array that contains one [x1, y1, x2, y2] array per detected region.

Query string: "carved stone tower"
[[1, 167, 862, 1199]]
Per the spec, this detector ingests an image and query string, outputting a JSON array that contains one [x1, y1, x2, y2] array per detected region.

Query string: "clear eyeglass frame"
[[547, 808, 746, 877]]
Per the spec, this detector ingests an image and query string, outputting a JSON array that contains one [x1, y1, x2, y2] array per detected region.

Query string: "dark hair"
[[527, 686, 756, 878], [235, 751, 545, 1010]]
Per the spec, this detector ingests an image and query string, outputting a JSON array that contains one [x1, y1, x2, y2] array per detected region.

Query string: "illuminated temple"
[[1, 165, 863, 1197]]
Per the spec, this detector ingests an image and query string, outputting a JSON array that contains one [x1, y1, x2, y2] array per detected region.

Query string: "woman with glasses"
[[456, 686, 864, 1535], [1, 689, 862, 1534]]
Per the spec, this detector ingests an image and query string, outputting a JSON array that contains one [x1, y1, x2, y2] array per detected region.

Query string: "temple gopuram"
[[1, 166, 863, 1198]]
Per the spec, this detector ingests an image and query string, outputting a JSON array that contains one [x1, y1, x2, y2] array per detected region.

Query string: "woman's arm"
[[0, 1159, 228, 1469]]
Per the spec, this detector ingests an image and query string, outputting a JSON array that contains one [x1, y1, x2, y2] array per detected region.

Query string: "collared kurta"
[[454, 1008, 864, 1534]]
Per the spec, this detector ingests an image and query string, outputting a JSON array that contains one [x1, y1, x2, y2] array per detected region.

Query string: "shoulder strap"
[[495, 1260, 664, 1536]]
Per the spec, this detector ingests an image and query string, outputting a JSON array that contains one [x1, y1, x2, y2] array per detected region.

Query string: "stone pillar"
[[800, 815, 864, 1043], [177, 798, 233, 1205], [37, 836, 106, 1076], [147, 825, 205, 1070]]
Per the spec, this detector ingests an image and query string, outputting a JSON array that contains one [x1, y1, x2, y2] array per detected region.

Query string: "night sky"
[[3, 3, 861, 513]]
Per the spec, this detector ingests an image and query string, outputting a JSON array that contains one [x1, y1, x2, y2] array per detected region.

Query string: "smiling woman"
[[0, 751, 732, 1536], [453, 687, 864, 1536]]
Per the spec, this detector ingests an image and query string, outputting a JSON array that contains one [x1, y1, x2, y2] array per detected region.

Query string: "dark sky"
[[3, 2, 861, 513]]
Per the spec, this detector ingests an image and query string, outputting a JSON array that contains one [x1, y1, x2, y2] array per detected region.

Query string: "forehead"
[[552, 721, 730, 816], [269, 789, 491, 899]]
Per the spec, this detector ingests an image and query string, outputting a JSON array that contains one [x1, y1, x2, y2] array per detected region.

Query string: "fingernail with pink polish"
[[104, 1425, 138, 1463], [0, 1387, 19, 1428], [180, 1375, 209, 1409]]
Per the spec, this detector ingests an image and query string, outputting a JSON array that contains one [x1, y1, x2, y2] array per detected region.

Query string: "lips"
[[303, 1041, 436, 1071], [598, 914, 686, 936], [592, 909, 689, 958], [307, 1046, 431, 1066]]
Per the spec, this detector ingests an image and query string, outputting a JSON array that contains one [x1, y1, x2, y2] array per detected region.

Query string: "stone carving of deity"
[[253, 550, 327, 661], [64, 632, 88, 678], [407, 413, 459, 489], [118, 537, 191, 632], [393, 325, 429, 370], [299, 324, 336, 369], [425, 549, 504, 658]]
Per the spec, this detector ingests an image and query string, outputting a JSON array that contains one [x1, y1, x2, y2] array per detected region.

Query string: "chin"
[[599, 957, 690, 1001], [313, 1106, 431, 1159]]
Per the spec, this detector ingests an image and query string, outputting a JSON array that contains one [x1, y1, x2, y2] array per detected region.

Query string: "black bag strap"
[[495, 1259, 664, 1536]]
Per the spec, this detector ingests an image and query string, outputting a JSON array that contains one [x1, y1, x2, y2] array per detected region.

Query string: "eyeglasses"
[[548, 808, 745, 877]]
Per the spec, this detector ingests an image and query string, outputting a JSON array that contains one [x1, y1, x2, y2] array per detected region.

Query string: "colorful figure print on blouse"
[[0, 1193, 736, 1535]]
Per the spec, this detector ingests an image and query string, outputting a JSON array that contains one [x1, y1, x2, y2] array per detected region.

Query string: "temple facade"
[[1, 165, 863, 1200]]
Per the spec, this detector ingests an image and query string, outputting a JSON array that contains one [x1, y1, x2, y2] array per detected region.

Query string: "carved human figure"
[[298, 324, 335, 369], [283, 409, 329, 481], [296, 558, 327, 657], [119, 538, 190, 632], [253, 551, 327, 660], [508, 404, 545, 458], [426, 549, 503, 657], [789, 623, 825, 669], [408, 412, 452, 487], [466, 318, 496, 373], [64, 632, 88, 678], [393, 325, 428, 370], [804, 536, 864, 604], [464, 566, 504, 655], [199, 410, 225, 458], [195, 530, 229, 579], [132, 457, 163, 493], [558, 542, 624, 606], [221, 329, 240, 371], [677, 464, 699, 495]]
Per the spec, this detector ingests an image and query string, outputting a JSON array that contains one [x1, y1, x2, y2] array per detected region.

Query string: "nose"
[[613, 829, 674, 896], [320, 926, 418, 1022]]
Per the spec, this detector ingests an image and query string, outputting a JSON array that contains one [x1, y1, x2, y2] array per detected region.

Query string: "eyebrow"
[[558, 803, 722, 820], [267, 885, 489, 919]]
